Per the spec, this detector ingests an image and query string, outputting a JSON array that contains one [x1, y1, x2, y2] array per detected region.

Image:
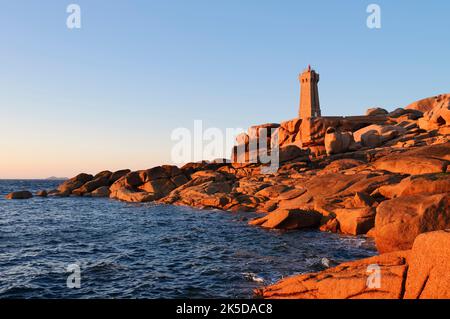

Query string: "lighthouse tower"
[[299, 65, 321, 119]]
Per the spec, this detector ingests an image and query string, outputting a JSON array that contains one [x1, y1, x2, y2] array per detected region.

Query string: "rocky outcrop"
[[335, 207, 376, 235], [5, 191, 33, 200], [248, 208, 321, 230], [109, 169, 131, 184], [300, 116, 388, 151], [374, 193, 450, 253], [376, 173, 450, 198], [257, 251, 408, 299], [317, 158, 365, 175], [404, 230, 450, 299], [353, 124, 406, 148], [112, 188, 156, 202], [54, 169, 133, 197], [324, 127, 356, 155], [159, 170, 233, 206], [27, 92, 450, 299], [110, 165, 190, 203], [418, 96, 450, 131], [406, 93, 449, 113], [278, 118, 302, 147], [57, 173, 93, 195], [257, 230, 450, 299], [231, 123, 279, 164], [91, 186, 110, 197], [72, 171, 112, 196], [372, 143, 449, 175], [366, 107, 388, 116]]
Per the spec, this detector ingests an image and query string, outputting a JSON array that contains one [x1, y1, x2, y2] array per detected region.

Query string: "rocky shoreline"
[[6, 94, 450, 299], [257, 230, 450, 299]]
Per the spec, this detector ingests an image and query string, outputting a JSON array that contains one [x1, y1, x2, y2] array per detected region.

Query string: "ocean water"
[[0, 180, 377, 298]]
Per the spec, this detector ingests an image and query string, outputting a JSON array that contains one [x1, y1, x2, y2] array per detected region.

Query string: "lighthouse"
[[299, 65, 321, 119]]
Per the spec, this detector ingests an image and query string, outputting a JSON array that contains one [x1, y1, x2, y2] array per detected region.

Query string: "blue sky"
[[0, 0, 449, 178]]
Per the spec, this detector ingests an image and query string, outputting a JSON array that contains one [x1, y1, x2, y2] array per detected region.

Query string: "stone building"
[[299, 65, 321, 119]]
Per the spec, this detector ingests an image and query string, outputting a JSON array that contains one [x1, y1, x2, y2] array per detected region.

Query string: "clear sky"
[[1, 0, 449, 178]]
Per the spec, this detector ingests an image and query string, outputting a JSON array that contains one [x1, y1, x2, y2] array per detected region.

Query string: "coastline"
[[5, 93, 450, 299]]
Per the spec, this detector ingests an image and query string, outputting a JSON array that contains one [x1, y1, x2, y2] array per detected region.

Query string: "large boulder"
[[404, 230, 450, 299], [351, 192, 376, 208], [278, 118, 302, 147], [324, 127, 356, 155], [314, 172, 401, 199], [374, 193, 450, 253], [366, 107, 388, 116], [249, 208, 321, 230], [418, 95, 450, 131], [277, 172, 402, 212], [300, 116, 387, 147], [161, 180, 233, 209], [72, 172, 112, 196], [57, 173, 93, 195], [91, 186, 111, 198], [109, 165, 189, 202], [318, 159, 365, 175], [258, 230, 450, 299], [373, 155, 446, 175], [356, 128, 381, 148], [112, 188, 156, 202], [93, 170, 112, 179], [158, 170, 234, 209], [402, 142, 450, 161], [388, 107, 422, 119], [122, 170, 143, 187], [255, 184, 290, 199], [377, 173, 450, 198], [372, 143, 449, 175], [335, 207, 376, 235], [405, 93, 450, 113], [280, 118, 302, 135], [138, 178, 177, 197], [257, 251, 408, 299], [109, 173, 136, 198], [109, 169, 131, 184], [139, 167, 167, 181], [353, 124, 406, 148], [5, 191, 33, 200], [171, 174, 189, 187]]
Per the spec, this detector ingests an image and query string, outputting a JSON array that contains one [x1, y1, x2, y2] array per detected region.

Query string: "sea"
[[0, 180, 377, 298]]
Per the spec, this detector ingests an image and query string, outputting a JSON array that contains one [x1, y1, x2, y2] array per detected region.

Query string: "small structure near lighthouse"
[[299, 65, 321, 119]]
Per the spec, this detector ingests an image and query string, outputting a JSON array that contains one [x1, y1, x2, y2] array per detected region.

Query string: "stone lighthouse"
[[299, 65, 321, 119]]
